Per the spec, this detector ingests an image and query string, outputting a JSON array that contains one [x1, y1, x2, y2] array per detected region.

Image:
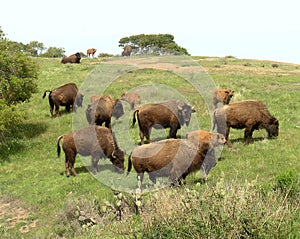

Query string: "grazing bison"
[[87, 48, 97, 58], [127, 138, 215, 186], [57, 126, 125, 176], [212, 89, 234, 109], [213, 100, 279, 146], [122, 45, 132, 56], [61, 52, 81, 64], [132, 100, 195, 144], [120, 92, 141, 110], [42, 83, 84, 116], [86, 95, 124, 128]]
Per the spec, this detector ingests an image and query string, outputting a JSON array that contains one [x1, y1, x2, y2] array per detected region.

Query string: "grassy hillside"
[[0, 56, 299, 238]]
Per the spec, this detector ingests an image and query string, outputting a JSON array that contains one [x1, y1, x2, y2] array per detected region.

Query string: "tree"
[[0, 36, 39, 142], [118, 34, 189, 55], [26, 41, 46, 57], [40, 46, 65, 58]]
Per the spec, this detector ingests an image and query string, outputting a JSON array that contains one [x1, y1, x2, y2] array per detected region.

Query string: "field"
[[0, 55, 299, 238]]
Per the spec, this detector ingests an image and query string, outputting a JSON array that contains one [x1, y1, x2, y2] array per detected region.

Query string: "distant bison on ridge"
[[42, 82, 84, 117], [87, 48, 97, 58], [122, 45, 132, 56], [132, 100, 196, 144], [213, 100, 279, 146], [61, 52, 81, 64]]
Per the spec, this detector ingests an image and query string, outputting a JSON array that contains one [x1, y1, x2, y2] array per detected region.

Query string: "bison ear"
[[191, 106, 196, 113]]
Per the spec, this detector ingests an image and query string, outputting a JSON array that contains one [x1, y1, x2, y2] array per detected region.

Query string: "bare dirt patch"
[[0, 196, 37, 233]]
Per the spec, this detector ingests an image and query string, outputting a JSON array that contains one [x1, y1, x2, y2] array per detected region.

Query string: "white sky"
[[1, 0, 300, 63]]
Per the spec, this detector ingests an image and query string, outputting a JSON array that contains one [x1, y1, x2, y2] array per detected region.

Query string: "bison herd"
[[43, 82, 279, 189]]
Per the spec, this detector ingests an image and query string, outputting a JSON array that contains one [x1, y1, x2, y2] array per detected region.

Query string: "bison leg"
[[225, 126, 233, 147], [65, 154, 77, 177], [54, 104, 60, 116], [149, 173, 157, 184], [169, 126, 178, 139], [244, 126, 254, 145], [139, 131, 145, 145], [66, 105, 71, 113], [91, 156, 100, 174], [49, 100, 54, 116]]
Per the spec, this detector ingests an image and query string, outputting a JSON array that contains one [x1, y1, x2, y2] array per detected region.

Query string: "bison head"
[[75, 93, 84, 107], [110, 149, 125, 174], [223, 90, 234, 105], [177, 102, 196, 126], [112, 99, 124, 119], [266, 116, 279, 138]]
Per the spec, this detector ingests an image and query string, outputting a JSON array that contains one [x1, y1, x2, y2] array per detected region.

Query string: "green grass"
[[0, 55, 299, 238]]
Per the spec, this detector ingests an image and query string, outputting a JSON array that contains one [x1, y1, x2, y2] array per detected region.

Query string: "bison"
[[127, 138, 215, 187], [186, 130, 226, 176], [213, 100, 279, 146], [61, 52, 81, 64], [87, 48, 97, 58], [132, 100, 196, 144], [122, 45, 132, 56], [212, 89, 234, 110], [57, 126, 125, 176], [120, 92, 141, 110], [42, 83, 84, 116], [86, 95, 124, 128]]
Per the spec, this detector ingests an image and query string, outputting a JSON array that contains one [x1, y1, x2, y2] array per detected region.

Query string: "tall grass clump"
[[119, 176, 300, 238]]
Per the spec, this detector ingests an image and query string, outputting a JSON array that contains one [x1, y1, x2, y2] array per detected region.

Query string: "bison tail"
[[42, 90, 51, 99], [57, 135, 63, 158], [131, 110, 139, 128], [127, 152, 133, 176]]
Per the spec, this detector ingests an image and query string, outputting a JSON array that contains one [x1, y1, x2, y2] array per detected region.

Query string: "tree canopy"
[[119, 34, 189, 55], [0, 28, 39, 141]]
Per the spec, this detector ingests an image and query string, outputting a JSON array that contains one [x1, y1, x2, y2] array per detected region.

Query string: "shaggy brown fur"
[[212, 89, 234, 109], [42, 83, 83, 116], [127, 138, 214, 187], [120, 92, 141, 110], [132, 100, 195, 144], [57, 126, 125, 177], [86, 95, 124, 127], [61, 52, 81, 64], [186, 130, 226, 147], [122, 45, 132, 56], [213, 100, 279, 146]]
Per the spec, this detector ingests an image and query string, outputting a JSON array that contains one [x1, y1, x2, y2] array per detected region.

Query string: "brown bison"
[[127, 138, 215, 186], [57, 126, 125, 176], [132, 100, 196, 144], [61, 52, 81, 64], [212, 89, 234, 109], [213, 100, 279, 146], [122, 45, 132, 56], [120, 92, 141, 110], [87, 48, 97, 58], [86, 95, 124, 128], [42, 83, 84, 116], [186, 130, 226, 176]]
